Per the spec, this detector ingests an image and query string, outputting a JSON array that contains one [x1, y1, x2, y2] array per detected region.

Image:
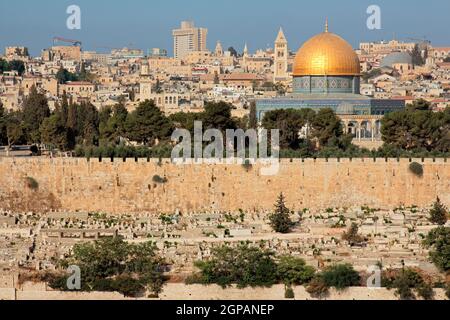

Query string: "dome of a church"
[[380, 52, 413, 68], [293, 29, 360, 77]]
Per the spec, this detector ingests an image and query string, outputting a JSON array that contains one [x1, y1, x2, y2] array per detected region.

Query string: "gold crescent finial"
[[325, 17, 329, 32]]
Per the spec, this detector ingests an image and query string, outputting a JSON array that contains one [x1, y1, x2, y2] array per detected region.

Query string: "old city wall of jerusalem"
[[0, 158, 449, 214]]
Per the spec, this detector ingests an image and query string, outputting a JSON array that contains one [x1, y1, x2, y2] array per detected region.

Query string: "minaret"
[[140, 62, 152, 101], [325, 17, 329, 33], [243, 43, 249, 70], [243, 43, 249, 57], [215, 41, 224, 57], [274, 27, 288, 82]]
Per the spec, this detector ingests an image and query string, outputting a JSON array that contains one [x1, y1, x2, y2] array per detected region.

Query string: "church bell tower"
[[274, 28, 289, 82]]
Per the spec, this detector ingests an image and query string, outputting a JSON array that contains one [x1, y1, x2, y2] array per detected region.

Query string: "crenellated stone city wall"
[[0, 158, 448, 214]]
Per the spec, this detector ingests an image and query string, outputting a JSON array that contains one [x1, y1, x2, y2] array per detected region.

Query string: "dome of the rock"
[[293, 30, 360, 76]]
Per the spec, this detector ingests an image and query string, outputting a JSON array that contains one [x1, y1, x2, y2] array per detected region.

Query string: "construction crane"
[[52, 37, 82, 47]]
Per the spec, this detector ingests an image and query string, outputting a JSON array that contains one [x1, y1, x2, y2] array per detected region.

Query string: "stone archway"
[[359, 120, 372, 140], [346, 121, 358, 137]]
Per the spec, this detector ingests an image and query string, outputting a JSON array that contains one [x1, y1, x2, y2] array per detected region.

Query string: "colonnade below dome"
[[340, 114, 383, 142]]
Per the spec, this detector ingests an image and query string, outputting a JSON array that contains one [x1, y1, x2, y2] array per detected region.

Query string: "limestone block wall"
[[1, 283, 448, 300], [0, 158, 448, 214]]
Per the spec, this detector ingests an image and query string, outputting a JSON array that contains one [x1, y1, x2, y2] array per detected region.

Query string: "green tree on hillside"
[[276, 256, 315, 286], [201, 101, 237, 134], [262, 109, 307, 149], [0, 59, 9, 73], [169, 112, 201, 134], [66, 99, 78, 130], [0, 103, 7, 145], [423, 226, 450, 272], [188, 244, 278, 288], [0, 59, 25, 75], [248, 101, 258, 130], [310, 108, 347, 148], [383, 268, 434, 300], [99, 102, 129, 145], [50, 237, 168, 297], [320, 264, 361, 290], [262, 108, 316, 149], [78, 62, 93, 82], [381, 107, 449, 152], [39, 114, 71, 151], [4, 111, 26, 149], [55, 92, 70, 126], [406, 99, 431, 112], [429, 197, 449, 225], [56, 67, 79, 84], [268, 193, 293, 233], [80, 103, 100, 146], [22, 86, 50, 143], [125, 100, 173, 146], [9, 60, 26, 75]]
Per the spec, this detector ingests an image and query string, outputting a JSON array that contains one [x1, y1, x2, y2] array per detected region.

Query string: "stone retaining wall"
[[0, 158, 448, 214]]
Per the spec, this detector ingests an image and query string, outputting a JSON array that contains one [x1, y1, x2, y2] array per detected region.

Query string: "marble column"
[[371, 120, 376, 142]]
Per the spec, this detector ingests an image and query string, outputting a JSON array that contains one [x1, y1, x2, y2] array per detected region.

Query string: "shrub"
[[277, 256, 315, 285], [159, 214, 173, 225], [111, 275, 145, 297], [423, 227, 450, 272], [306, 276, 329, 299], [409, 162, 424, 177], [72, 275, 145, 297], [25, 176, 39, 190], [284, 285, 295, 299], [188, 244, 278, 288], [19, 270, 64, 287], [383, 268, 434, 300], [320, 264, 361, 290], [268, 193, 294, 234], [342, 223, 366, 246], [46, 237, 168, 297], [152, 175, 168, 184], [395, 279, 416, 300], [48, 274, 71, 290], [429, 197, 448, 226], [417, 282, 434, 300]]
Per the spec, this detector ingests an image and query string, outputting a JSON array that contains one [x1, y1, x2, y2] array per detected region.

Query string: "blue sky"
[[1, 0, 449, 56]]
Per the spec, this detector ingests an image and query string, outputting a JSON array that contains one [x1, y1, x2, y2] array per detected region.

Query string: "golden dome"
[[293, 30, 360, 77]]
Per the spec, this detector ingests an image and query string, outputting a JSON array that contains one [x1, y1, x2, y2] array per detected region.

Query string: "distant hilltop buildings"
[[2, 19, 450, 119], [359, 39, 418, 54]]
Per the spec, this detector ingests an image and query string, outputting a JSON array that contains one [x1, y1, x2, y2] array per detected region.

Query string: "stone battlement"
[[0, 157, 448, 165]]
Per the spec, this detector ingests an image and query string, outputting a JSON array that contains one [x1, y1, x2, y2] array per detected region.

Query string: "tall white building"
[[172, 21, 208, 60]]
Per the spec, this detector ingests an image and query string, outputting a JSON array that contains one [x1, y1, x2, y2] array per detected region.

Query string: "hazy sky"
[[1, 0, 449, 56]]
